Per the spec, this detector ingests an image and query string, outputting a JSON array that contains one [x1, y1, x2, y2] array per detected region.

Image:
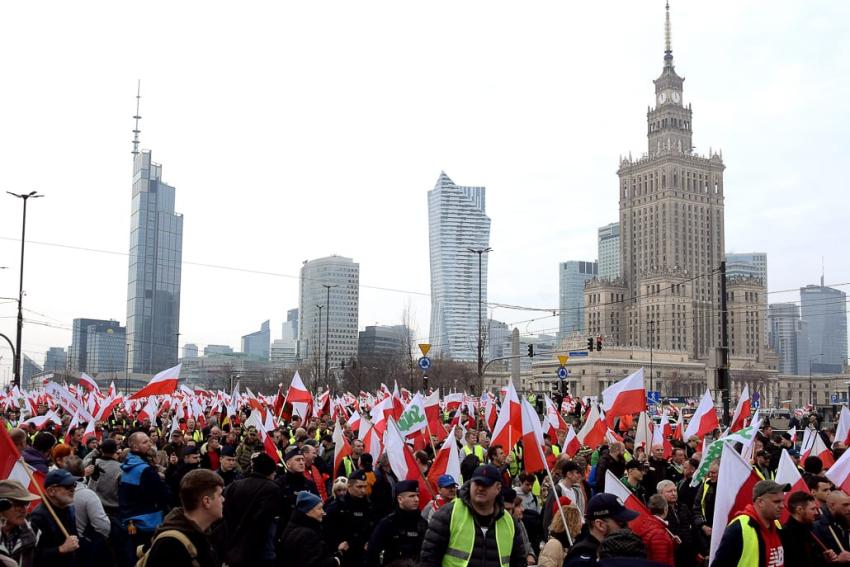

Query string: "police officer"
[[365, 479, 428, 565], [323, 469, 375, 567]]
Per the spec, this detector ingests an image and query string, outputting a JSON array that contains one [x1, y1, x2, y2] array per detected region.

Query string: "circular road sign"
[[557, 367, 568, 379], [418, 356, 431, 370]]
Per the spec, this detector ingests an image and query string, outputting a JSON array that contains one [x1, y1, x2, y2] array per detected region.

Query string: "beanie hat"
[[295, 491, 322, 514], [251, 452, 277, 476]]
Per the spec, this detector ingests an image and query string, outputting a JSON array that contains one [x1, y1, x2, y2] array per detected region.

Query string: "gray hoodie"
[[73, 482, 111, 538]]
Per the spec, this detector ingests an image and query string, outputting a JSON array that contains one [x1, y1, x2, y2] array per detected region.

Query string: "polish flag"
[[136, 397, 159, 422], [424, 390, 447, 441], [836, 407, 850, 447], [827, 440, 850, 494], [246, 409, 280, 464], [332, 420, 352, 477], [346, 410, 362, 433], [63, 412, 80, 445], [776, 448, 808, 523], [634, 411, 653, 451], [20, 411, 61, 430], [427, 426, 462, 489], [520, 398, 547, 474], [391, 382, 405, 421], [444, 392, 464, 413], [709, 443, 761, 561], [543, 395, 568, 441], [604, 470, 650, 529], [652, 410, 673, 459], [577, 403, 607, 450], [0, 423, 44, 502], [128, 364, 182, 400], [384, 418, 421, 481], [490, 379, 522, 452], [80, 418, 97, 445], [683, 389, 719, 440], [562, 425, 581, 458], [79, 373, 99, 393], [601, 368, 646, 419], [272, 384, 286, 418], [729, 385, 751, 433], [672, 408, 685, 442], [483, 394, 498, 433], [802, 432, 834, 469]]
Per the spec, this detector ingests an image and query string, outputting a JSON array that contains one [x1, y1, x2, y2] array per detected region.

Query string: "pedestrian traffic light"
[[340, 360, 345, 369], [587, 337, 594, 351], [596, 336, 603, 352], [527, 344, 534, 357], [423, 375, 429, 390]]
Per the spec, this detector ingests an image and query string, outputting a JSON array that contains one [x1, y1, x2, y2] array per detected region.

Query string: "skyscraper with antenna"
[[125, 83, 184, 375]]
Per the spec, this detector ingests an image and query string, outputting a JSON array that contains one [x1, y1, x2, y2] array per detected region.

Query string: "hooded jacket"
[[20, 447, 50, 475], [144, 507, 218, 567], [711, 503, 783, 567], [118, 451, 171, 531], [215, 472, 282, 567], [278, 510, 340, 567], [419, 481, 526, 567]]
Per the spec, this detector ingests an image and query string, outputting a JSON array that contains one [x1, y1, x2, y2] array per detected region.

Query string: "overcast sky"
[[1, 1, 849, 380]]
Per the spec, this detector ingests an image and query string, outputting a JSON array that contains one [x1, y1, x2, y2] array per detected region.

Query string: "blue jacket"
[[118, 452, 171, 531]]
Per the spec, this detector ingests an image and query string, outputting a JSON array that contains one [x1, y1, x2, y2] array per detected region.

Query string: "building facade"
[[598, 223, 621, 280], [725, 253, 768, 285], [70, 319, 124, 372], [801, 282, 848, 374], [204, 345, 234, 357], [428, 172, 491, 361], [270, 340, 298, 367], [182, 344, 199, 359], [358, 325, 411, 365], [44, 347, 67, 373], [559, 261, 598, 341], [283, 309, 298, 342], [298, 256, 360, 369], [88, 325, 126, 373], [768, 303, 806, 375], [241, 320, 271, 360], [126, 150, 183, 375]]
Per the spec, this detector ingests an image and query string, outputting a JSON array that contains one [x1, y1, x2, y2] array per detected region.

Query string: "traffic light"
[[596, 336, 603, 351], [340, 360, 345, 369], [423, 375, 429, 390], [527, 344, 534, 357], [587, 337, 594, 351]]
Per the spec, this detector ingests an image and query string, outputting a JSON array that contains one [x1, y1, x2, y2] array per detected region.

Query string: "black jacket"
[[419, 482, 526, 567], [216, 473, 283, 567], [812, 507, 850, 556], [781, 516, 827, 567], [563, 533, 601, 567], [145, 507, 219, 567], [595, 454, 625, 494], [276, 470, 318, 530], [278, 511, 340, 567], [370, 467, 398, 520], [30, 501, 78, 567], [323, 492, 375, 567], [366, 507, 427, 565], [691, 480, 717, 554]]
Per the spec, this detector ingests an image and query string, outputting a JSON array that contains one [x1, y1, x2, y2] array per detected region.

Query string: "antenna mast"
[[131, 80, 142, 157]]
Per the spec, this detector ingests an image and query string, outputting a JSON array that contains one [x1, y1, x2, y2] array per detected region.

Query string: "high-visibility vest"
[[727, 514, 761, 567], [342, 456, 354, 477], [508, 446, 522, 477], [552, 445, 560, 457], [443, 499, 515, 567], [462, 445, 485, 461]]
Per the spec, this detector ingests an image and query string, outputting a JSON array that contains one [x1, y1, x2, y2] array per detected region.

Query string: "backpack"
[[135, 530, 200, 567]]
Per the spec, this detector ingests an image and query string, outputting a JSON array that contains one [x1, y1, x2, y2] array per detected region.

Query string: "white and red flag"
[[424, 390, 448, 441], [128, 363, 182, 400], [651, 409, 673, 459], [444, 392, 464, 413], [634, 411, 653, 451], [246, 410, 280, 464], [520, 398, 547, 474], [601, 368, 646, 419], [729, 384, 751, 432], [285, 371, 313, 421], [427, 426, 462, 489], [562, 424, 581, 458], [543, 395, 567, 441], [802, 431, 834, 469], [358, 416, 383, 464], [78, 373, 99, 393], [577, 403, 607, 450], [383, 418, 421, 482], [0, 422, 44, 501], [775, 448, 808, 523], [683, 389, 719, 440], [604, 470, 650, 529], [490, 379, 522, 452], [827, 440, 850, 494], [709, 442, 761, 561], [483, 394, 498, 433], [836, 406, 850, 448], [332, 420, 352, 477]]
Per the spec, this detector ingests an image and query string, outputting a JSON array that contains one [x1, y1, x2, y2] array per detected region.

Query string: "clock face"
[[657, 92, 667, 104], [672, 92, 681, 103]]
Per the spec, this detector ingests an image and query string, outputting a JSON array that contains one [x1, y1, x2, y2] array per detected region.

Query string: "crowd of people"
[[0, 399, 848, 567]]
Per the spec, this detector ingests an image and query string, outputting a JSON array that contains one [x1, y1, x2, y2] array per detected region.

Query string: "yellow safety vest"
[[728, 514, 761, 567], [443, 499, 515, 567], [552, 445, 560, 457], [508, 447, 522, 477], [342, 456, 354, 477], [462, 445, 485, 461]]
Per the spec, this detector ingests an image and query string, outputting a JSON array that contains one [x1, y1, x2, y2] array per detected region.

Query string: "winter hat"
[[598, 529, 646, 559], [251, 452, 277, 476], [296, 491, 322, 514]]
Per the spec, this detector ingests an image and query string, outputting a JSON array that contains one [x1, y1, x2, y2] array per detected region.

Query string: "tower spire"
[[664, 1, 673, 67], [131, 80, 142, 157]]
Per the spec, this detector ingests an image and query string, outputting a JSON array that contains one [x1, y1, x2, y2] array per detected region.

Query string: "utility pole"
[[648, 320, 654, 393], [322, 284, 337, 386], [315, 304, 324, 393], [717, 261, 731, 427], [7, 191, 43, 387], [468, 247, 492, 394]]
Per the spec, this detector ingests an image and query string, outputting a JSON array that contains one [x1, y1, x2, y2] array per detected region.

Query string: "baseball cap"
[[753, 480, 791, 500], [0, 480, 39, 502], [625, 459, 647, 470], [470, 465, 502, 487], [44, 469, 77, 488], [586, 493, 639, 522], [437, 474, 458, 488]]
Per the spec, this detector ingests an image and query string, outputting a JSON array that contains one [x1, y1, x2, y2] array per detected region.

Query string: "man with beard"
[[277, 447, 317, 529], [782, 491, 840, 566], [324, 469, 375, 567], [0, 480, 40, 566], [302, 443, 329, 501], [235, 426, 262, 472], [813, 490, 850, 558], [595, 442, 626, 495], [643, 444, 668, 497], [167, 445, 202, 508], [365, 480, 428, 565], [666, 447, 687, 484]]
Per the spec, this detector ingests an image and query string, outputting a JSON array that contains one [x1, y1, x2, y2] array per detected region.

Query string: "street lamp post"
[[315, 304, 324, 393], [7, 191, 43, 388], [322, 284, 338, 385], [467, 247, 492, 395]]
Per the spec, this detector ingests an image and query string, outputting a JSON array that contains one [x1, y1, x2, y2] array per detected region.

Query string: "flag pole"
[[18, 458, 70, 539], [537, 445, 574, 547]]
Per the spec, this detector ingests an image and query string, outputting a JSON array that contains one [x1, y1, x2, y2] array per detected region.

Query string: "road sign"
[[418, 343, 431, 356], [557, 367, 568, 379], [832, 394, 840, 404], [418, 356, 431, 370], [557, 355, 569, 366], [647, 391, 661, 405], [568, 351, 589, 357]]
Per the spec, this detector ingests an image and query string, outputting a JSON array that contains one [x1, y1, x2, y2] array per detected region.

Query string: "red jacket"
[[634, 514, 675, 566]]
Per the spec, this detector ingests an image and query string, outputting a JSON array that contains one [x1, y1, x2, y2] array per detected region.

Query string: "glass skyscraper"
[[242, 320, 271, 360], [801, 283, 848, 374], [428, 172, 491, 361], [88, 325, 127, 373], [597, 223, 620, 280], [559, 261, 598, 340], [126, 150, 183, 374]]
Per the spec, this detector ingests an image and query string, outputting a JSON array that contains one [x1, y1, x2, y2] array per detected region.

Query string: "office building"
[[598, 223, 621, 280], [768, 303, 805, 375], [241, 320, 271, 360], [428, 172, 491, 361], [726, 253, 768, 285], [270, 340, 298, 367], [488, 319, 511, 361], [22, 355, 42, 387], [358, 325, 411, 365], [88, 325, 126, 373], [44, 347, 67, 373], [298, 255, 360, 367], [204, 345, 234, 357], [70, 319, 123, 372], [283, 309, 298, 342], [559, 261, 598, 340], [182, 344, 199, 359], [801, 281, 848, 374], [126, 149, 183, 374]]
